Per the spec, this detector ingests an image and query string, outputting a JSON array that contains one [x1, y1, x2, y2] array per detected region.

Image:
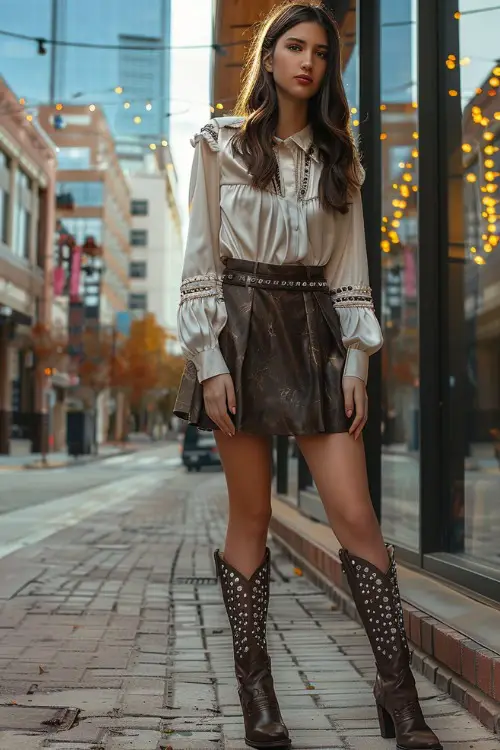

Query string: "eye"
[[287, 44, 302, 52], [317, 50, 328, 59]]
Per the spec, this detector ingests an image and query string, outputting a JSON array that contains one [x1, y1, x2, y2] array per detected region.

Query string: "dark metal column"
[[275, 435, 289, 495], [358, 0, 382, 521]]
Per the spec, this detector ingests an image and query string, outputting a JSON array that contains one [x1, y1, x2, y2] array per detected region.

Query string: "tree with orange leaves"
[[114, 314, 183, 433]]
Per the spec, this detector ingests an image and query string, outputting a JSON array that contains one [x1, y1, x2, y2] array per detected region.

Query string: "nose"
[[301, 59, 313, 71]]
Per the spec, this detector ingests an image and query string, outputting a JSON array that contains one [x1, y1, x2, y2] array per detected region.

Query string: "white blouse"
[[178, 116, 383, 385]]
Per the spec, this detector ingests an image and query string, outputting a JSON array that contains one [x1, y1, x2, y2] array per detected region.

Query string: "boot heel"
[[376, 704, 396, 739]]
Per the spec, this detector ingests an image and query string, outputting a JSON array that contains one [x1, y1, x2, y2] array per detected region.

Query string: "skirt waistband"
[[223, 258, 329, 292]]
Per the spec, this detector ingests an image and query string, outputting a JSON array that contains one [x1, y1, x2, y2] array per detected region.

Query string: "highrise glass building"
[[0, 0, 172, 143]]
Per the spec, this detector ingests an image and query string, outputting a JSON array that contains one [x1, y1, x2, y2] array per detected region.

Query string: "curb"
[[270, 515, 500, 735], [22, 448, 136, 471]]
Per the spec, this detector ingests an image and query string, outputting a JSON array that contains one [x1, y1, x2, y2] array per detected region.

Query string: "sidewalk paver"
[[0, 470, 498, 749]]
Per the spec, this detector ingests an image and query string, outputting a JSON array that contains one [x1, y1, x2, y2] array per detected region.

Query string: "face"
[[265, 21, 329, 100]]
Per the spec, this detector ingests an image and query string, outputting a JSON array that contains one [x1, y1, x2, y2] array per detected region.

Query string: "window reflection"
[[380, 0, 420, 551], [451, 2, 500, 567]]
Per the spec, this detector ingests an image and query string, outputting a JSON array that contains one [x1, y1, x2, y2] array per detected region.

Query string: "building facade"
[[118, 144, 183, 339], [213, 0, 500, 603], [37, 105, 132, 327], [37, 104, 132, 445], [0, 77, 56, 454]]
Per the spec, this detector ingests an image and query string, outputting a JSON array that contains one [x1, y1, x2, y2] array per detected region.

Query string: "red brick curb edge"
[[270, 515, 500, 735]]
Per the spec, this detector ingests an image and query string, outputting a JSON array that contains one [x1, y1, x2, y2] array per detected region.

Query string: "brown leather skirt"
[[173, 258, 350, 435]]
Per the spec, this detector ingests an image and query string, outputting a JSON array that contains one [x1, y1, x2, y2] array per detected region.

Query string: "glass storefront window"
[[447, 2, 500, 569], [380, 0, 420, 551]]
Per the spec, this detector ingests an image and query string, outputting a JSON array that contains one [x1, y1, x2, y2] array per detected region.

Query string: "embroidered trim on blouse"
[[331, 284, 374, 309], [272, 153, 283, 197], [272, 143, 314, 200], [299, 145, 314, 201], [180, 273, 224, 303], [191, 124, 220, 152]]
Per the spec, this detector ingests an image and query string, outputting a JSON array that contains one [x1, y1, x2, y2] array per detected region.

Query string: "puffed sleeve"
[[177, 121, 229, 383], [325, 186, 383, 385]]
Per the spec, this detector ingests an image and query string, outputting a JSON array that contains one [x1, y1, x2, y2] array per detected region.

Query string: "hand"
[[343, 376, 368, 440], [202, 373, 236, 437]]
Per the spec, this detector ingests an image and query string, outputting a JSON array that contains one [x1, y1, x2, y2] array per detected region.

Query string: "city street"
[[0, 441, 498, 749]]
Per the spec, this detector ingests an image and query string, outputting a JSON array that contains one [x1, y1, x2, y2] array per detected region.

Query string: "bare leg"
[[296, 433, 389, 571], [215, 431, 273, 579], [213, 431, 290, 747]]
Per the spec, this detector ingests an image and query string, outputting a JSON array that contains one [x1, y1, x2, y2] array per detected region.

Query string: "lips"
[[295, 75, 313, 84]]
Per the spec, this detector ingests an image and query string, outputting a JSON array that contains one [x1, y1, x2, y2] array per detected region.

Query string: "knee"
[[336, 499, 377, 537], [230, 500, 272, 532]]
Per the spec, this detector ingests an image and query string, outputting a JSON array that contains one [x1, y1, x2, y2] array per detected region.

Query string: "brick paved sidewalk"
[[0, 469, 499, 749]]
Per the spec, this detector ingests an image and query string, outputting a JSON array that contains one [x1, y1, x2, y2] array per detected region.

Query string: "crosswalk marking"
[[104, 454, 135, 465], [0, 473, 169, 561], [101, 453, 181, 470]]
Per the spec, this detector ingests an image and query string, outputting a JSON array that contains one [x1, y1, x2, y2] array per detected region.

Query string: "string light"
[[114, 86, 123, 94], [89, 104, 96, 111], [124, 101, 131, 109], [146, 102, 152, 111]]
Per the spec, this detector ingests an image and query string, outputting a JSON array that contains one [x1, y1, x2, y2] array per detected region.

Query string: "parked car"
[[181, 425, 221, 472]]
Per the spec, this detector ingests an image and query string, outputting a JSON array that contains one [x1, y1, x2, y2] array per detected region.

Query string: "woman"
[[174, 2, 441, 749]]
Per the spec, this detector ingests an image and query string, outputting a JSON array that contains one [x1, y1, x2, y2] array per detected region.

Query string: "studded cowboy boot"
[[214, 548, 290, 749], [338, 546, 442, 750]]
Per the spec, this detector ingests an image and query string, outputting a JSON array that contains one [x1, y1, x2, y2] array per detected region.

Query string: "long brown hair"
[[232, 0, 362, 214]]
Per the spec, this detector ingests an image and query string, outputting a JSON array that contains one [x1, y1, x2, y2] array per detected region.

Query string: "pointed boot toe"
[[215, 549, 290, 749], [339, 547, 443, 750]]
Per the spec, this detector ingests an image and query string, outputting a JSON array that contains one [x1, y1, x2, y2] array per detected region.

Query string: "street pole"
[[49, 0, 58, 105]]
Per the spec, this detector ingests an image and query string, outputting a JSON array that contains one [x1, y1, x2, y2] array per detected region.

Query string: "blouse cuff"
[[192, 347, 230, 383], [344, 348, 369, 384]]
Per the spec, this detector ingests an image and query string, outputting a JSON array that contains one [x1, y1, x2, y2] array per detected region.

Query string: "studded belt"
[[222, 271, 330, 292]]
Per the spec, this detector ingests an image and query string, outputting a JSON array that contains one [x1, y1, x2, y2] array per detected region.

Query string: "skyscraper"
[[0, 0, 172, 143]]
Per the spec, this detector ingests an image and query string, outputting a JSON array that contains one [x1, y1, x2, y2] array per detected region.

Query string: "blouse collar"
[[274, 124, 320, 162]]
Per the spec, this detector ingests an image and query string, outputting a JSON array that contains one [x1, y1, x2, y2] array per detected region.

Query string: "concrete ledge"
[[270, 497, 500, 734]]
